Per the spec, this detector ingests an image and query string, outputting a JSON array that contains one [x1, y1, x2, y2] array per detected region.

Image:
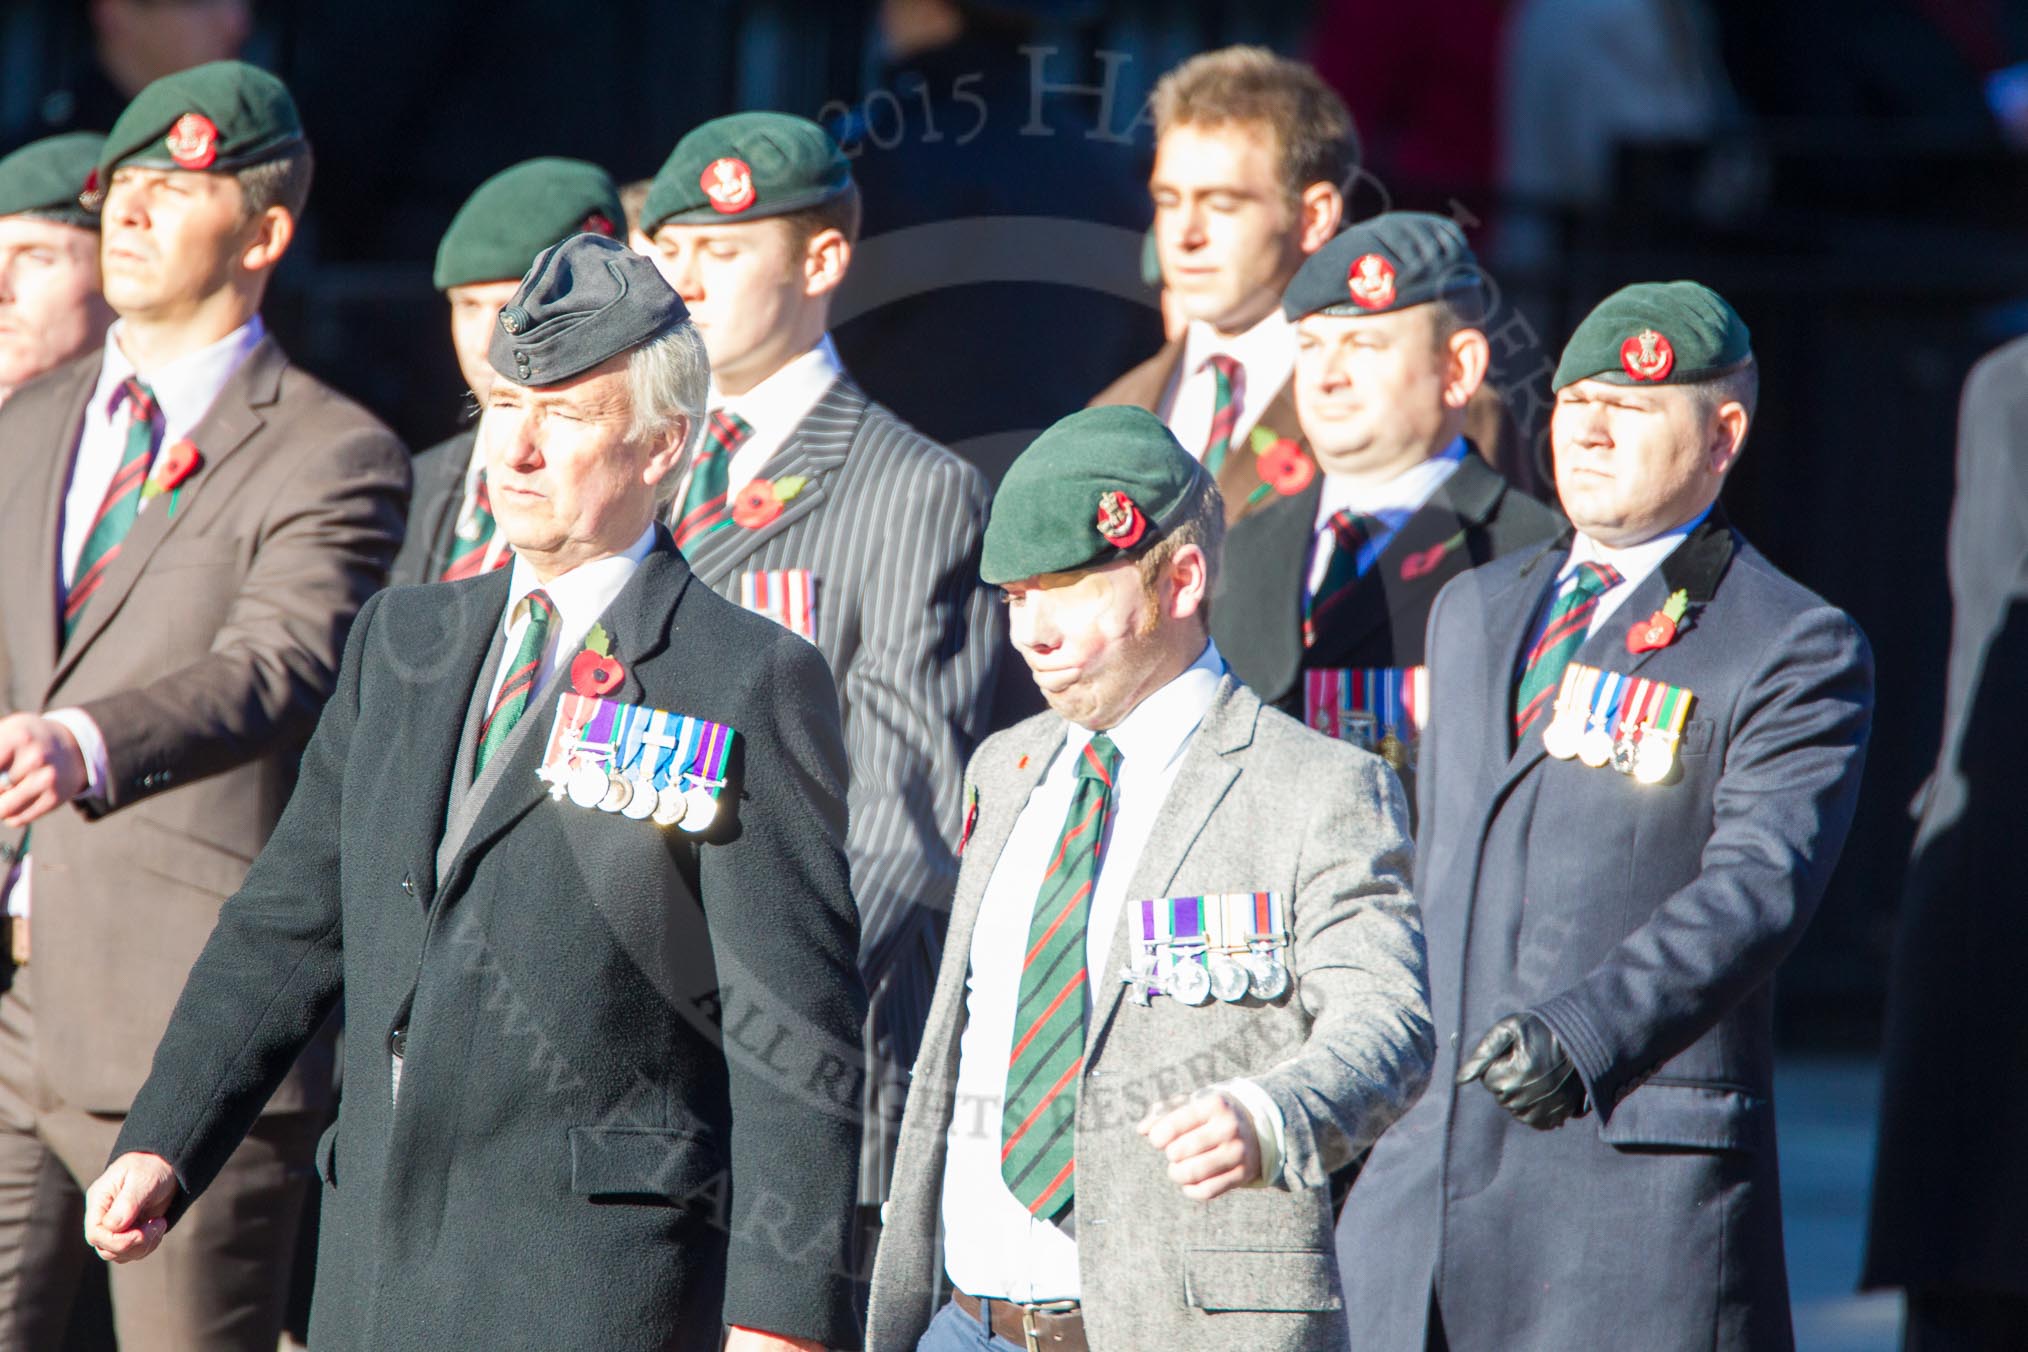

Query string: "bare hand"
[[83, 1152, 177, 1263], [1137, 1089, 1261, 1201], [0, 713, 86, 828], [724, 1327, 826, 1351]]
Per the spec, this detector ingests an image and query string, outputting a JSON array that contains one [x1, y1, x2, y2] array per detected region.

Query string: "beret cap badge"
[[164, 113, 218, 171], [1620, 328, 1675, 382], [701, 157, 756, 214], [1347, 253, 1398, 311], [1095, 490, 1147, 550]]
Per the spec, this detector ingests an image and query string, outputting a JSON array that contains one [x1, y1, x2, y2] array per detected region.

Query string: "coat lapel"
[[681, 379, 864, 587], [405, 569, 512, 902], [1212, 377, 1312, 521], [1487, 512, 1737, 800], [1216, 479, 1317, 700], [48, 340, 285, 694], [1308, 455, 1509, 670], [436, 539, 694, 897], [23, 361, 98, 692], [1087, 677, 1257, 1054]]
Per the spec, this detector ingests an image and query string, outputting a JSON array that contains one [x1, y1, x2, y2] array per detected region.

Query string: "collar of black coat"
[[1519, 503, 1736, 602]]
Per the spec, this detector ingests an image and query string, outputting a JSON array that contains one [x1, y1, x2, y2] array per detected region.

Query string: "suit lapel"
[[1478, 537, 1569, 790], [1212, 376, 1311, 518], [1217, 481, 1316, 700], [48, 340, 285, 693], [437, 540, 694, 897], [406, 570, 512, 901], [1305, 454, 1509, 671], [24, 361, 98, 692], [1088, 677, 1256, 1053], [1487, 512, 1737, 799], [682, 379, 863, 586]]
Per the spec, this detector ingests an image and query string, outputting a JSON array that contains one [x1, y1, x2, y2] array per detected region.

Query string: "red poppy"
[[1400, 543, 1449, 581], [733, 480, 783, 529], [1257, 439, 1314, 496], [570, 649, 626, 696], [156, 440, 202, 491], [1626, 613, 1678, 654]]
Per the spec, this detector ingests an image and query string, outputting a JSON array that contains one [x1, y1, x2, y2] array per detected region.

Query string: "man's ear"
[[644, 413, 694, 493], [239, 206, 294, 275], [1296, 182, 1343, 256], [1168, 542, 1212, 620], [1709, 401, 1750, 477], [1444, 328, 1491, 410], [802, 227, 851, 300]]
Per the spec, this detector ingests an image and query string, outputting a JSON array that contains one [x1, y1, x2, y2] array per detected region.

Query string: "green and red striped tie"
[[475, 589, 557, 776], [63, 378, 161, 644], [1001, 732, 1121, 1222], [671, 410, 753, 549], [1304, 508, 1387, 648], [1200, 354, 1242, 475], [441, 470, 510, 582], [1512, 562, 1622, 739]]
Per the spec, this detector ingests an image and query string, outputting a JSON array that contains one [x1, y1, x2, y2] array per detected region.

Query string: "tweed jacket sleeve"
[[1248, 739, 1435, 1189]]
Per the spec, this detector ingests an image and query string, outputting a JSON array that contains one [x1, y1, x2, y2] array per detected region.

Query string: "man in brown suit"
[[0, 61, 408, 1351], [1089, 47, 1351, 522]]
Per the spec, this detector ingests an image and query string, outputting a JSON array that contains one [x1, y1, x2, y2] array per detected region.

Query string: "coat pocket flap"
[[1599, 1082, 1766, 1152], [568, 1126, 722, 1201], [1183, 1246, 1343, 1313]]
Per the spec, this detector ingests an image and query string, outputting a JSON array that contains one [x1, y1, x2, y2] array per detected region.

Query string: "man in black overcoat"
[[81, 233, 867, 1352]]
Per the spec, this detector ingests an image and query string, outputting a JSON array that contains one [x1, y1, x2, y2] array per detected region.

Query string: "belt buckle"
[[8, 915, 26, 966], [1019, 1299, 1077, 1351]]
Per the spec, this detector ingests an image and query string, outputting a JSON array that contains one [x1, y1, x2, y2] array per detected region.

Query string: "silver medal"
[[1209, 955, 1251, 1003], [1169, 956, 1212, 1006], [566, 762, 609, 809], [620, 774, 658, 820], [651, 784, 689, 826], [1246, 951, 1291, 1001], [597, 772, 633, 814], [678, 786, 719, 834]]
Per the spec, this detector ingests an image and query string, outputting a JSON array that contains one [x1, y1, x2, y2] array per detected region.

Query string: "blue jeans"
[[915, 1297, 1028, 1351]]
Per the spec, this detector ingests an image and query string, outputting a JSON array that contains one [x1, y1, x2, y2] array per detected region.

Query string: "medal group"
[[1126, 892, 1292, 1007], [537, 693, 736, 831], [1540, 663, 1695, 784], [1304, 666, 1428, 773]]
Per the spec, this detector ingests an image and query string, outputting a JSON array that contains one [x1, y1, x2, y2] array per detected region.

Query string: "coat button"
[[400, 874, 415, 896]]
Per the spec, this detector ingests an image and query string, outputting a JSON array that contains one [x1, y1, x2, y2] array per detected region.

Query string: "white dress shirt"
[[484, 525, 656, 712], [715, 334, 844, 495], [1560, 505, 1713, 637], [1165, 309, 1295, 461], [940, 642, 1284, 1302], [1305, 438, 1469, 597], [6, 317, 266, 919]]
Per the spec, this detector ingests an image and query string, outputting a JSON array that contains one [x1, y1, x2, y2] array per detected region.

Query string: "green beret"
[[95, 60, 304, 187], [434, 158, 625, 291], [1284, 211, 1485, 322], [1552, 281, 1752, 391], [0, 133, 105, 228], [982, 407, 1214, 585], [489, 233, 690, 388], [640, 111, 851, 234]]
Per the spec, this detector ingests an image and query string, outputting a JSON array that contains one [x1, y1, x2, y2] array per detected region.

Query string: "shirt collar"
[[1180, 307, 1293, 385], [1062, 641, 1227, 776], [1564, 504, 1715, 584], [502, 524, 656, 639], [711, 333, 843, 431], [1316, 436, 1469, 524], [94, 315, 266, 437]]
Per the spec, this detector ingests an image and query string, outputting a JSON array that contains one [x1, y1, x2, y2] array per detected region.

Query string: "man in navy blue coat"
[[1335, 282, 1873, 1350]]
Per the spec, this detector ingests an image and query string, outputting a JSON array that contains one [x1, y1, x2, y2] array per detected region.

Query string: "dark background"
[[9, 0, 2028, 1049]]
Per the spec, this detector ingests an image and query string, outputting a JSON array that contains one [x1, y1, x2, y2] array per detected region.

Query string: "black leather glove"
[[1456, 1011, 1587, 1130]]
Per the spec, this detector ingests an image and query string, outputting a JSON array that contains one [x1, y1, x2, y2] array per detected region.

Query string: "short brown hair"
[[618, 178, 653, 236], [780, 181, 863, 251], [236, 146, 314, 222], [1133, 471, 1226, 630], [1151, 47, 1357, 202]]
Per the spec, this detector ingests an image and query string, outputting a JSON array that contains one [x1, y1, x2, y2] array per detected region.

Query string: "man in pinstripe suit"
[[637, 112, 1001, 1233]]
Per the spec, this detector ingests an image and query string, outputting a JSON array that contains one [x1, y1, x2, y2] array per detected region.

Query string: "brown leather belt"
[[7, 915, 26, 967], [953, 1290, 1086, 1352]]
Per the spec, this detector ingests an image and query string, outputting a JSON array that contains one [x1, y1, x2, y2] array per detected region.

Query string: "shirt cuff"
[[1218, 1078, 1287, 1188], [44, 708, 109, 801]]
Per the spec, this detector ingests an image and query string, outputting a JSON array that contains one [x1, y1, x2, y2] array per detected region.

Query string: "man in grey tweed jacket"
[[636, 112, 1002, 1216], [868, 407, 1432, 1352]]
